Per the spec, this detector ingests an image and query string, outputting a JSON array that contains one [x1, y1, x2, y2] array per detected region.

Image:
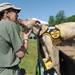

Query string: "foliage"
[[48, 10, 66, 26], [66, 15, 75, 22], [47, 10, 75, 26], [55, 10, 66, 24], [48, 16, 55, 26]]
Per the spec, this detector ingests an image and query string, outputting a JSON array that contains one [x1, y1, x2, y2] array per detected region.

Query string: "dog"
[[20, 19, 75, 75]]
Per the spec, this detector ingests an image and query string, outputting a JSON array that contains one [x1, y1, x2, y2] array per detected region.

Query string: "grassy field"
[[19, 39, 38, 75]]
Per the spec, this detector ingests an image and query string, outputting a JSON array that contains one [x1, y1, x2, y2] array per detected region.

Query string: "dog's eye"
[[34, 25, 40, 29]]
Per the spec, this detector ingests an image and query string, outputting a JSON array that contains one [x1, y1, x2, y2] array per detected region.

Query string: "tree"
[[55, 10, 66, 24], [66, 15, 75, 22], [48, 16, 55, 26]]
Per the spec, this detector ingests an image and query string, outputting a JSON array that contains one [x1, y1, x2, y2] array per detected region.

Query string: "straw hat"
[[0, 3, 21, 12]]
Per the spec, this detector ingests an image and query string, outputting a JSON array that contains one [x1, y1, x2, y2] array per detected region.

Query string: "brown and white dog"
[[19, 19, 75, 75]]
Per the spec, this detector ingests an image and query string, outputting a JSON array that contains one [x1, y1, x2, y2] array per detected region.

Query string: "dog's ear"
[[39, 25, 48, 35], [32, 26, 40, 35]]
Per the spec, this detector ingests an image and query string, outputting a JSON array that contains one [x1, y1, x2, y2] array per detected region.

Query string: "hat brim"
[[10, 6, 21, 13], [0, 5, 21, 13]]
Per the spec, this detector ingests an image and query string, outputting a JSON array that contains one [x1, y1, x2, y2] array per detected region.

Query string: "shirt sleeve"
[[6, 22, 23, 53]]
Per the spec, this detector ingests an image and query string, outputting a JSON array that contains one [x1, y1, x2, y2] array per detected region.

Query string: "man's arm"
[[16, 30, 32, 59]]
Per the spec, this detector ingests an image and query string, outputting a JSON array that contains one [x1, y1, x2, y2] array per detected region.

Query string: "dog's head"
[[26, 19, 48, 36], [27, 20, 48, 36], [19, 19, 48, 36]]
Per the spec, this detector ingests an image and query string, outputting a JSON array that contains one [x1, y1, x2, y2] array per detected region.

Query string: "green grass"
[[19, 39, 38, 75]]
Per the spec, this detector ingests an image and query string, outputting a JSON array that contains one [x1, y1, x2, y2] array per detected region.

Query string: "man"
[[0, 3, 37, 75]]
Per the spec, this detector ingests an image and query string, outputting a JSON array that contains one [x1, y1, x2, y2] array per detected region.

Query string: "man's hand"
[[16, 30, 32, 59]]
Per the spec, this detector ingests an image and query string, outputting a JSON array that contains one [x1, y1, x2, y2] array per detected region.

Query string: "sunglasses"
[[7, 8, 19, 13]]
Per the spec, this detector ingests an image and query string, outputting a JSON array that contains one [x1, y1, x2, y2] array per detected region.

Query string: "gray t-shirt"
[[0, 19, 23, 67]]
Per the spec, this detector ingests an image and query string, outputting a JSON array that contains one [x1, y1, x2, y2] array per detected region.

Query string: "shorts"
[[0, 65, 21, 75]]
